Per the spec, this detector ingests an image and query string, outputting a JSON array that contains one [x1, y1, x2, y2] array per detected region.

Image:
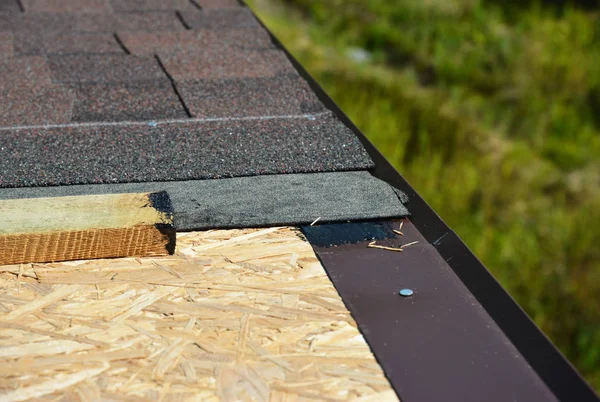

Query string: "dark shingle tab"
[[22, 0, 112, 13], [0, 114, 374, 187], [72, 81, 189, 122], [1, 11, 185, 33], [0, 12, 70, 33], [117, 28, 274, 56], [14, 32, 123, 56], [0, 56, 54, 91], [0, 57, 77, 125], [0, 0, 20, 12], [48, 54, 167, 84], [195, 0, 242, 8], [1, 86, 75, 125], [109, 0, 197, 12], [177, 75, 326, 118], [0, 32, 13, 56], [158, 48, 294, 80], [181, 7, 259, 30], [73, 11, 186, 32]]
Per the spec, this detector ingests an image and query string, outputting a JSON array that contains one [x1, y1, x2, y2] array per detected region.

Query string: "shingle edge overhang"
[[247, 4, 600, 402]]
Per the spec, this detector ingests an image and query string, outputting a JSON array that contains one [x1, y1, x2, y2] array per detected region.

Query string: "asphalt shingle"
[[0, 56, 54, 91], [117, 28, 274, 56], [48, 54, 167, 84], [1, 86, 75, 126], [21, 0, 112, 13], [109, 0, 197, 12], [181, 8, 259, 30], [195, 0, 241, 8], [0, 0, 20, 12], [14, 32, 123, 56], [0, 113, 374, 187], [73, 11, 186, 32], [0, 0, 380, 216], [0, 32, 13, 57], [72, 80, 188, 122], [177, 75, 325, 118], [0, 12, 69, 34], [1, 11, 185, 34], [158, 48, 294, 81]]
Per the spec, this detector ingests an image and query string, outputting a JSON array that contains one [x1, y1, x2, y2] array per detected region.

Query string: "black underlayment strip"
[[0, 171, 409, 230]]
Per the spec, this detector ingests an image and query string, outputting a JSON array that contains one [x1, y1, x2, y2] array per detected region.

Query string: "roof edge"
[[247, 5, 599, 402]]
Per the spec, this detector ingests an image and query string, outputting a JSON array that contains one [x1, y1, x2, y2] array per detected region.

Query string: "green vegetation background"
[[247, 0, 600, 391]]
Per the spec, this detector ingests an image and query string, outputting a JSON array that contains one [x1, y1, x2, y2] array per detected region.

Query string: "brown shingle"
[[0, 0, 20, 12], [176, 75, 325, 118], [14, 32, 123, 56], [117, 28, 274, 56], [109, 0, 196, 12], [48, 54, 167, 84], [196, 0, 241, 8], [1, 86, 75, 125], [0, 32, 13, 57], [0, 56, 54, 91], [1, 11, 184, 34], [73, 11, 186, 32], [180, 7, 259, 30], [22, 0, 112, 13], [72, 81, 188, 122], [0, 12, 70, 34], [158, 48, 294, 81]]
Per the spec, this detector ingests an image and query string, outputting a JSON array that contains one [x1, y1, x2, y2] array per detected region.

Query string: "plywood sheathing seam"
[[0, 227, 399, 401]]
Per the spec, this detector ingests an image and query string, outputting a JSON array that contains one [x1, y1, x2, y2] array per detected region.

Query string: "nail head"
[[399, 288, 414, 297]]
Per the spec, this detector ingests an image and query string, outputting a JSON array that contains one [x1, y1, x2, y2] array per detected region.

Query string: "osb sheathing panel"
[[0, 227, 398, 401]]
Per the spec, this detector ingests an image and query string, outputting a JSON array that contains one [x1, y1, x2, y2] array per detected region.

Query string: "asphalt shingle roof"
[[0, 0, 408, 230], [0, 0, 377, 188]]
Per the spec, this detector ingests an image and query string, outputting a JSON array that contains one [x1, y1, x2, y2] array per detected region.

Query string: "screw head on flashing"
[[398, 288, 414, 297]]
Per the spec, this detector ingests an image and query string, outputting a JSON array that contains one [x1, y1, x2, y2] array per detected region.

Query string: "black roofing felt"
[[0, 172, 408, 230]]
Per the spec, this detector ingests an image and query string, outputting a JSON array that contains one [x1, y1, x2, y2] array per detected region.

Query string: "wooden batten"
[[0, 227, 398, 401], [0, 192, 175, 265]]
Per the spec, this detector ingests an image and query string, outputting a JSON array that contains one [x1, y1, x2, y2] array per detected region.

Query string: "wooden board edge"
[[0, 191, 176, 264]]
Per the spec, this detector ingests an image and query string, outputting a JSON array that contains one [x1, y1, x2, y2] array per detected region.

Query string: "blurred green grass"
[[247, 0, 600, 391]]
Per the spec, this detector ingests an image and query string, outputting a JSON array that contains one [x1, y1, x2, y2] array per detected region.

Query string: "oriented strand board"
[[0, 227, 399, 401], [0, 192, 175, 265]]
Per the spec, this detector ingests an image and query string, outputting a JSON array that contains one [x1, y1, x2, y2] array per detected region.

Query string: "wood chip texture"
[[0, 227, 399, 401]]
